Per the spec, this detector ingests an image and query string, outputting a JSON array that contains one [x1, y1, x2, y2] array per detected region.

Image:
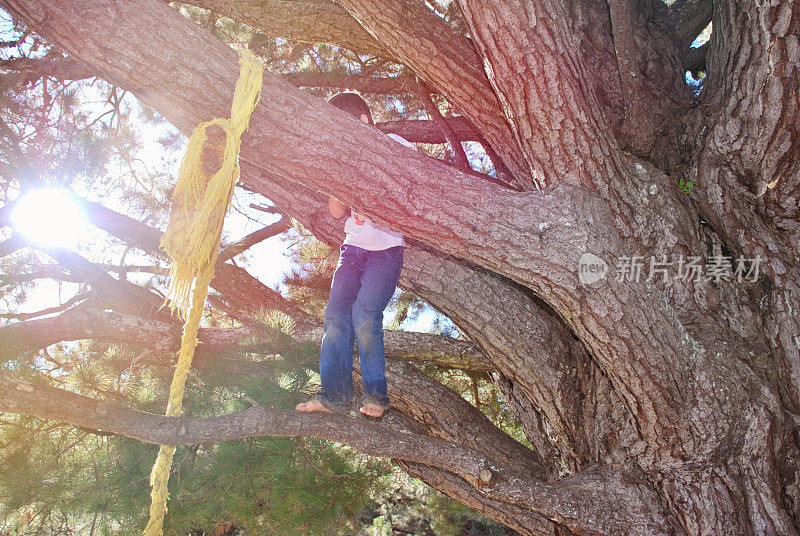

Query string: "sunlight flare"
[[11, 189, 86, 248]]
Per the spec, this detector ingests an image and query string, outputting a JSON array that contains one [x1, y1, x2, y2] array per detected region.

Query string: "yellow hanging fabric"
[[143, 49, 262, 536]]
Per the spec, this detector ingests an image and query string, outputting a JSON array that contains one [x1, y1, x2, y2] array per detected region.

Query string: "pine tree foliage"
[[0, 316, 393, 535]]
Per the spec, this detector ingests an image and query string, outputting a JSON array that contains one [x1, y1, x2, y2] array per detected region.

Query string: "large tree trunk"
[[2, 0, 799, 534]]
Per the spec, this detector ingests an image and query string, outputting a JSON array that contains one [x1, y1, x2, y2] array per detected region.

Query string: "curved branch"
[[385, 359, 544, 478], [0, 373, 498, 481], [0, 374, 673, 536], [0, 306, 557, 532], [0, 307, 492, 372], [396, 461, 557, 536], [80, 198, 317, 330], [0, 301, 554, 505]]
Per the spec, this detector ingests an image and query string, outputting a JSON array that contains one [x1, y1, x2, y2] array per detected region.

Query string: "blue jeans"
[[315, 244, 403, 412]]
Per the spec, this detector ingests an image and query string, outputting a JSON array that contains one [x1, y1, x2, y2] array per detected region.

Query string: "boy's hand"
[[328, 197, 348, 219]]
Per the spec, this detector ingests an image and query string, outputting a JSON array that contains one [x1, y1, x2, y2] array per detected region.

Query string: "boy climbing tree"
[[295, 92, 416, 419]]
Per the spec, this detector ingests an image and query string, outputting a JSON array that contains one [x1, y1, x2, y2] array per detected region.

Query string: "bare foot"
[[295, 399, 333, 413], [360, 402, 386, 418]]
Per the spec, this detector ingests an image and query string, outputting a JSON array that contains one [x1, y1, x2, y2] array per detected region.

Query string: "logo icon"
[[577, 252, 608, 285]]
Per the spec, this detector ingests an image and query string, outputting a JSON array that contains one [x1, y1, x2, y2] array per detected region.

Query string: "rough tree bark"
[[2, 0, 799, 535]]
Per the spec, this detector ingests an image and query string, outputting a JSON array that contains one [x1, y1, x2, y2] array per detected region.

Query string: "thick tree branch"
[[375, 117, 479, 144], [40, 247, 171, 321], [396, 461, 557, 536], [284, 71, 418, 94], [0, 373, 674, 535], [183, 0, 389, 57], [0, 307, 492, 372], [0, 293, 555, 530], [335, 0, 533, 188], [386, 359, 544, 478], [606, 0, 661, 153], [0, 233, 26, 257], [667, 0, 713, 50], [2, 304, 539, 531], [2, 305, 537, 530], [0, 373, 503, 482], [5, 0, 592, 278], [687, 0, 800, 410], [79, 198, 317, 330], [0, 304, 554, 519], [0, 55, 92, 83]]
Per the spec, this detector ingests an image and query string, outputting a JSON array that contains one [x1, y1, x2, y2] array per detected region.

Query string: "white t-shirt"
[[342, 133, 416, 251]]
